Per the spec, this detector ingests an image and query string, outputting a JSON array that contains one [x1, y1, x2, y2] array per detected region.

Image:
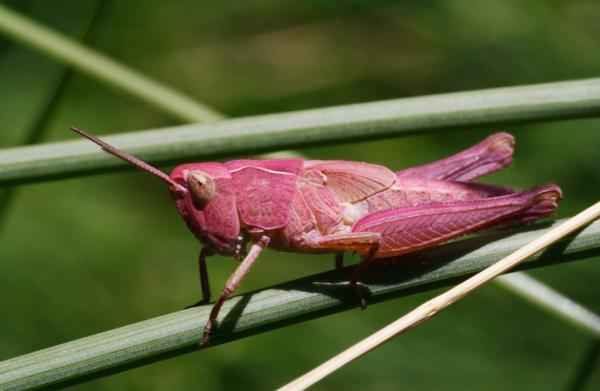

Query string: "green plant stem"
[[496, 273, 600, 338], [0, 0, 106, 234], [567, 341, 600, 391], [0, 77, 600, 185], [0, 219, 598, 390], [0, 3, 223, 123]]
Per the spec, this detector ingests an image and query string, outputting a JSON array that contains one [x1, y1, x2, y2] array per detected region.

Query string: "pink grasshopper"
[[72, 128, 562, 346]]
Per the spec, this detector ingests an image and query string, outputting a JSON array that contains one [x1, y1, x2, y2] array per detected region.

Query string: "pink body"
[[73, 128, 562, 345], [169, 133, 561, 260]]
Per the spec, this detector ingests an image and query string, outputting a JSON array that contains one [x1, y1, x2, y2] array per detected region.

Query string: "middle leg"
[[348, 242, 379, 309], [314, 232, 382, 308], [334, 253, 344, 270]]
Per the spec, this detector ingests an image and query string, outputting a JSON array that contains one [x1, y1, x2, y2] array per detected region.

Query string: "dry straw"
[[279, 201, 600, 391]]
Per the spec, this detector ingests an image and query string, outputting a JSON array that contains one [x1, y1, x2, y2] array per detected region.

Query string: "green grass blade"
[[0, 1, 105, 233], [0, 218, 598, 390], [1, 77, 600, 185], [0, 3, 223, 123], [496, 273, 600, 337]]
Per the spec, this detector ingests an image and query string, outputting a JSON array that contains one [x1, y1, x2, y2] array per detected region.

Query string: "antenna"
[[71, 127, 186, 193]]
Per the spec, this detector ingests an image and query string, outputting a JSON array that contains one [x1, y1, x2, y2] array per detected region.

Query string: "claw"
[[350, 283, 369, 310], [200, 320, 215, 347]]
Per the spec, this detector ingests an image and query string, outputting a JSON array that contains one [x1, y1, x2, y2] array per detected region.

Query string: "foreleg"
[[185, 248, 214, 309], [202, 236, 269, 346], [198, 248, 212, 304]]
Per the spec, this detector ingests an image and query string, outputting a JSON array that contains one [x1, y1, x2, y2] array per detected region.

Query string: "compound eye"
[[187, 171, 215, 207]]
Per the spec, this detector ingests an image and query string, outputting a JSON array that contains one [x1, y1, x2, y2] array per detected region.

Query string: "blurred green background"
[[1, 0, 599, 389]]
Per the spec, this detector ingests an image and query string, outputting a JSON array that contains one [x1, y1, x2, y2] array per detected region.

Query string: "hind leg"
[[354, 184, 562, 258], [396, 132, 515, 182]]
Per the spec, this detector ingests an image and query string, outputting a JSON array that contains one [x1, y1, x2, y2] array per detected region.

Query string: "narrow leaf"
[[1, 77, 600, 185], [0, 3, 223, 123], [496, 273, 600, 338], [0, 218, 598, 390]]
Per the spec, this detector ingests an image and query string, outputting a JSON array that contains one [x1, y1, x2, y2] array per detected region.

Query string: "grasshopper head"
[[72, 127, 241, 255], [170, 164, 241, 255]]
